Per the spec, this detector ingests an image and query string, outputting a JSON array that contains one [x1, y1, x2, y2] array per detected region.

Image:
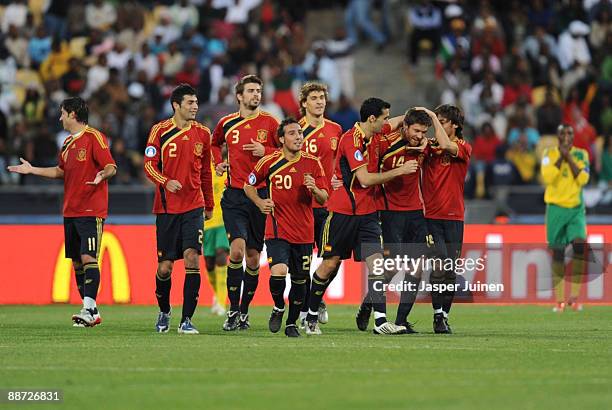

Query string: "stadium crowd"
[[0, 0, 610, 206]]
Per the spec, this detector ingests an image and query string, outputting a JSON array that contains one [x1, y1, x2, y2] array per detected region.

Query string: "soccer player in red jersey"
[[373, 108, 432, 332], [143, 84, 214, 334], [304, 97, 418, 335], [211, 75, 280, 331], [245, 118, 329, 337], [417, 105, 472, 334], [8, 97, 116, 327], [297, 82, 342, 327]]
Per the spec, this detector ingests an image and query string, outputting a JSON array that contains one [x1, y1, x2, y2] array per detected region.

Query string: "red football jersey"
[[375, 130, 426, 211], [211, 110, 280, 189], [248, 151, 328, 244], [58, 126, 116, 218], [422, 139, 472, 221], [143, 118, 214, 214], [327, 123, 383, 216], [299, 117, 342, 208]]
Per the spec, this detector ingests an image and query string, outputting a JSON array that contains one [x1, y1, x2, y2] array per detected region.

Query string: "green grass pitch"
[[0, 304, 611, 410]]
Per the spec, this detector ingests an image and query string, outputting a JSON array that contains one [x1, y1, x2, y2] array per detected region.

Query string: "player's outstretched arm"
[[415, 107, 458, 156], [8, 157, 64, 179], [86, 164, 117, 185], [354, 160, 418, 187]]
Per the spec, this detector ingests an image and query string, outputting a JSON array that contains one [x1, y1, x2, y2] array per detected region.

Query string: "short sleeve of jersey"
[[58, 149, 65, 170], [248, 156, 271, 186], [92, 133, 116, 168], [341, 137, 368, 172], [456, 140, 472, 162]]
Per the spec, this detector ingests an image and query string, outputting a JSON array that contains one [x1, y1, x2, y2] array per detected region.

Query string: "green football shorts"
[[545, 203, 586, 248], [203, 226, 230, 257]]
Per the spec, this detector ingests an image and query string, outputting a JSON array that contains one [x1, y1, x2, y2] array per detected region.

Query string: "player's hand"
[[166, 179, 182, 193], [304, 174, 317, 192], [7, 157, 33, 174], [243, 139, 265, 157], [330, 174, 343, 190], [406, 137, 428, 151], [398, 159, 419, 175], [204, 209, 213, 220], [86, 170, 106, 185], [414, 106, 435, 118], [256, 198, 275, 214], [559, 145, 570, 160], [215, 161, 228, 176]]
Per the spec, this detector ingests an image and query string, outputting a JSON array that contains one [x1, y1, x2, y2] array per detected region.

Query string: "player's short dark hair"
[[557, 123, 574, 135], [60, 97, 88, 123], [277, 117, 300, 140], [434, 104, 464, 138], [359, 97, 390, 122], [404, 108, 432, 128], [170, 84, 197, 111], [235, 74, 263, 95], [299, 82, 329, 116]]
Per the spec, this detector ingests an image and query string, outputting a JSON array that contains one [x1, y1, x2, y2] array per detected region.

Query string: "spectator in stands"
[[107, 41, 132, 71], [508, 116, 540, 150], [345, 0, 386, 50], [473, 122, 502, 166], [303, 41, 340, 103], [169, 0, 199, 30], [537, 87, 563, 135], [162, 42, 185, 79], [558, 20, 592, 97], [589, 7, 611, 50], [110, 137, 137, 185], [440, 56, 470, 106], [134, 43, 159, 83], [330, 94, 359, 132], [563, 88, 598, 160], [84, 54, 110, 99], [5, 25, 29, 68], [490, 145, 517, 186], [407, 0, 442, 64], [438, 17, 469, 69], [501, 73, 532, 109], [326, 27, 355, 100], [21, 86, 44, 127], [1, 0, 28, 33], [506, 133, 537, 184], [61, 58, 86, 97], [28, 26, 52, 70], [85, 0, 117, 32], [39, 37, 71, 83]]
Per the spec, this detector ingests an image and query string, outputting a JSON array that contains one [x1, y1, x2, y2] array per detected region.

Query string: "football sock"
[[75, 267, 85, 300], [240, 265, 259, 314], [83, 262, 100, 302], [155, 271, 172, 314], [306, 272, 328, 322], [269, 275, 287, 310], [214, 266, 228, 308], [227, 260, 243, 311], [300, 274, 311, 313], [368, 274, 387, 326], [182, 268, 201, 322], [552, 259, 565, 303], [287, 277, 306, 325], [206, 267, 216, 293], [442, 279, 455, 315], [570, 254, 585, 300], [395, 276, 420, 325]]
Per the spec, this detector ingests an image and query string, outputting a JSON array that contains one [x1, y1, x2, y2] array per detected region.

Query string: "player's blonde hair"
[[299, 82, 329, 116]]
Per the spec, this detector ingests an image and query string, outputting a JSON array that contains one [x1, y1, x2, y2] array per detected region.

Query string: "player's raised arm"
[[415, 106, 458, 156], [8, 157, 64, 179]]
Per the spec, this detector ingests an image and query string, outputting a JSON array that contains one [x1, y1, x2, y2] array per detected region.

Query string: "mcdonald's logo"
[[52, 231, 131, 303]]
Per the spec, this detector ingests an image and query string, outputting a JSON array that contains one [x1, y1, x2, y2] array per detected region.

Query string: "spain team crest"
[[194, 142, 204, 157], [256, 129, 268, 143], [76, 148, 87, 161], [331, 138, 338, 150]]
